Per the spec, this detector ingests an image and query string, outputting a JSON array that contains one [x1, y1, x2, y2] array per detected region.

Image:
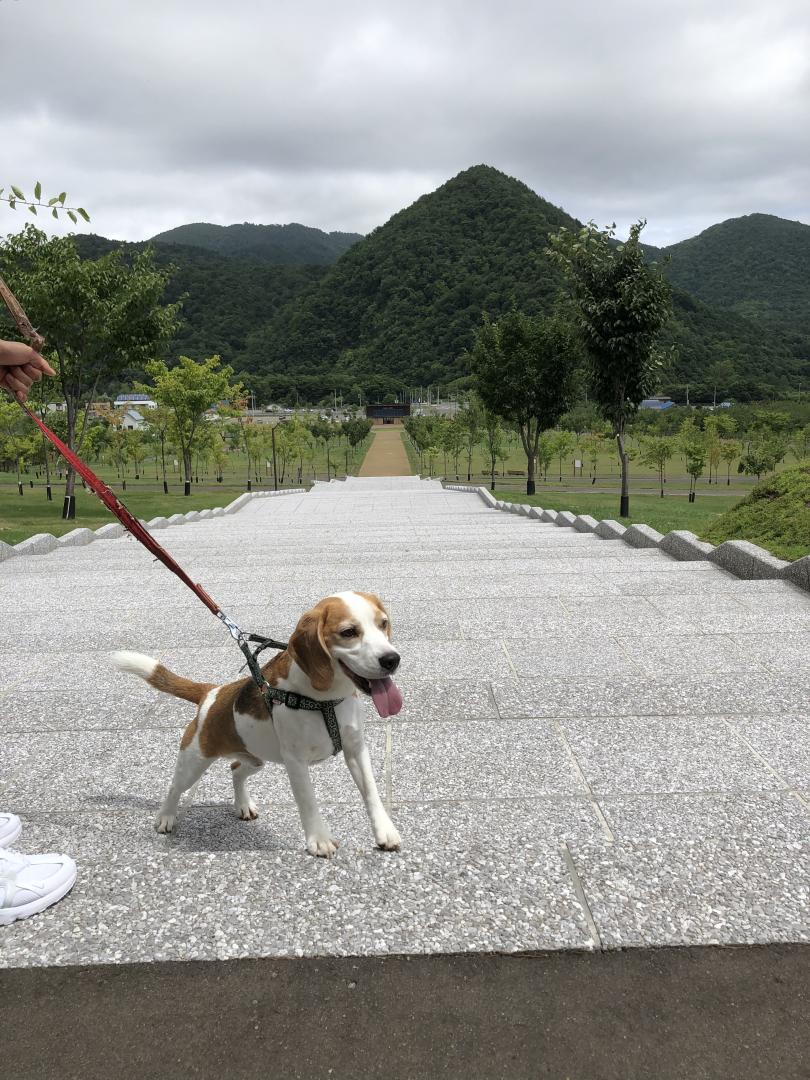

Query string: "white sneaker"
[[0, 813, 22, 849], [0, 849, 77, 925]]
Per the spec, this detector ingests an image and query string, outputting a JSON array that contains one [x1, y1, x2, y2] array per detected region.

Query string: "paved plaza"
[[0, 476, 808, 967]]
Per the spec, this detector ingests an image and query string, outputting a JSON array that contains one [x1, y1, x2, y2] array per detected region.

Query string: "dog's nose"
[[379, 651, 400, 673]]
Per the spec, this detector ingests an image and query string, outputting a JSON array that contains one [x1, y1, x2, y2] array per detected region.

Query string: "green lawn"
[[479, 490, 742, 539], [0, 433, 374, 545]]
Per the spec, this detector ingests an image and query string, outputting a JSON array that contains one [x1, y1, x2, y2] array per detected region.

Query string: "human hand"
[[0, 340, 56, 403]]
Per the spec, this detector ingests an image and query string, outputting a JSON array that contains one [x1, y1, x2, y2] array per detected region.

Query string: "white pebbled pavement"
[[0, 476, 808, 966]]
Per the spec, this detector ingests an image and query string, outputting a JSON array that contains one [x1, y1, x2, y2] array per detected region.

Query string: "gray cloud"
[[2, 0, 808, 246]]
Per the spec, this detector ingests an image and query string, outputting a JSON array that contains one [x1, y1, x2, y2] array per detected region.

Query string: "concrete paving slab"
[[598, 792, 810, 842], [0, 845, 593, 968], [729, 715, 810, 789], [614, 632, 759, 675], [559, 716, 783, 793], [503, 634, 641, 677], [492, 672, 809, 718], [569, 837, 810, 947], [390, 719, 588, 801]]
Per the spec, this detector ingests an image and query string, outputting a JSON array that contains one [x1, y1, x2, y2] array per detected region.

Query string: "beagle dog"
[[111, 591, 403, 857]]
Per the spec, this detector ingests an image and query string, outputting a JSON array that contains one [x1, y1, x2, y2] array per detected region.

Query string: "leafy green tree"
[[461, 395, 483, 482], [552, 430, 577, 482], [481, 406, 505, 490], [547, 220, 673, 516], [537, 431, 555, 481], [472, 310, 581, 494], [719, 439, 740, 485], [1, 226, 179, 517], [640, 435, 675, 498], [679, 420, 707, 501], [581, 432, 604, 484], [144, 355, 241, 495], [308, 418, 340, 479], [146, 404, 174, 492], [442, 416, 466, 480]]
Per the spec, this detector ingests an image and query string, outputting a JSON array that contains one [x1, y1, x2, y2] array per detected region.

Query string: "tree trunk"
[[526, 450, 536, 496], [616, 430, 630, 518], [62, 399, 77, 519], [182, 448, 192, 496], [490, 453, 496, 491]]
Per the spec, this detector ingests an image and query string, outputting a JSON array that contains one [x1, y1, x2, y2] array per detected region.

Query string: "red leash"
[[19, 402, 222, 619]]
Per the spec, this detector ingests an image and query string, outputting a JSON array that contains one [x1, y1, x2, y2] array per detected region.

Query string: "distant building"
[[120, 408, 147, 430], [639, 396, 675, 411], [114, 392, 157, 410], [366, 403, 411, 424]]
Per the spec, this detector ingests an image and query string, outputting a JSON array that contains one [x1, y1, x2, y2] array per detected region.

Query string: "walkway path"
[[0, 477, 808, 967], [358, 424, 411, 476]]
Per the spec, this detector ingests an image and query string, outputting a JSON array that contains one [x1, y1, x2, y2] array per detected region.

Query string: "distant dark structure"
[[366, 403, 411, 424]]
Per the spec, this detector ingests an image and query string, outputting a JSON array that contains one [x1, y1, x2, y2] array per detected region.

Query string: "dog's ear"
[[288, 605, 333, 691]]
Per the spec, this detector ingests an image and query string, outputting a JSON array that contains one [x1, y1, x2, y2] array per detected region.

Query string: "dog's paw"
[[155, 811, 176, 834], [375, 822, 402, 851], [306, 834, 340, 858], [235, 799, 259, 821]]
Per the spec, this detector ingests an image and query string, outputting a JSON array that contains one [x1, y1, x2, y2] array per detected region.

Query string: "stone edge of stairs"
[[0, 489, 307, 562]]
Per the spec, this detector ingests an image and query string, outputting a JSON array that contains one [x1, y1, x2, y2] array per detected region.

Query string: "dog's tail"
[[109, 650, 210, 705]]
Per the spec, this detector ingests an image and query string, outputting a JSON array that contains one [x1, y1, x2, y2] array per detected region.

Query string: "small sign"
[[574, 460, 582, 469]]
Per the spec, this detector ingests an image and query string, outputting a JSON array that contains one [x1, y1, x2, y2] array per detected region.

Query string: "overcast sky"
[[3, 0, 809, 247]]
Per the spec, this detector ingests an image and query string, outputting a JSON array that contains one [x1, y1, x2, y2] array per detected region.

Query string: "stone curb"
[[707, 540, 789, 580], [573, 514, 599, 533], [3, 488, 306, 563], [57, 528, 96, 548], [623, 524, 665, 549], [659, 530, 715, 561], [440, 485, 810, 593]]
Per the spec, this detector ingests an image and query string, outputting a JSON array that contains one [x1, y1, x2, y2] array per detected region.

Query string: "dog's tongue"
[[369, 676, 403, 718]]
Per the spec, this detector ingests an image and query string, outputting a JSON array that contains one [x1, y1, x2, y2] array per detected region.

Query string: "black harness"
[[219, 615, 344, 756]]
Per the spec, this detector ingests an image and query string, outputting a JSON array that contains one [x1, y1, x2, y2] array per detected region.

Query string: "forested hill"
[[238, 165, 581, 393], [237, 165, 805, 401], [149, 222, 362, 266], [656, 213, 810, 352], [73, 234, 326, 364]]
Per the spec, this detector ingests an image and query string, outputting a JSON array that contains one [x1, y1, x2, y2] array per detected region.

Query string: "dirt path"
[[358, 425, 412, 476]]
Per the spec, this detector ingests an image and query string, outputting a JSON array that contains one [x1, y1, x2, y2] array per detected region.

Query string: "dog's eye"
[[380, 619, 388, 630], [340, 626, 358, 639]]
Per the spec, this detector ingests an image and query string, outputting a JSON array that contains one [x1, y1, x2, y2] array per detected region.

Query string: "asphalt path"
[[3, 945, 808, 1079]]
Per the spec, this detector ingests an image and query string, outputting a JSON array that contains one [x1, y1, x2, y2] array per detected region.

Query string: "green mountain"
[[239, 165, 582, 396], [149, 222, 362, 266], [73, 234, 326, 365], [659, 213, 810, 331], [237, 166, 805, 402]]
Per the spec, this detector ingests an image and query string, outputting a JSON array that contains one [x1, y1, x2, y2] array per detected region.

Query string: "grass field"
[[404, 429, 802, 501], [491, 491, 741, 539], [0, 434, 373, 545]]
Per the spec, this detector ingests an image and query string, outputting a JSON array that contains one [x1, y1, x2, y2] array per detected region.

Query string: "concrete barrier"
[[659, 530, 715, 561], [708, 540, 788, 580], [57, 528, 96, 547], [623, 524, 665, 549], [572, 515, 599, 533], [14, 533, 60, 556]]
